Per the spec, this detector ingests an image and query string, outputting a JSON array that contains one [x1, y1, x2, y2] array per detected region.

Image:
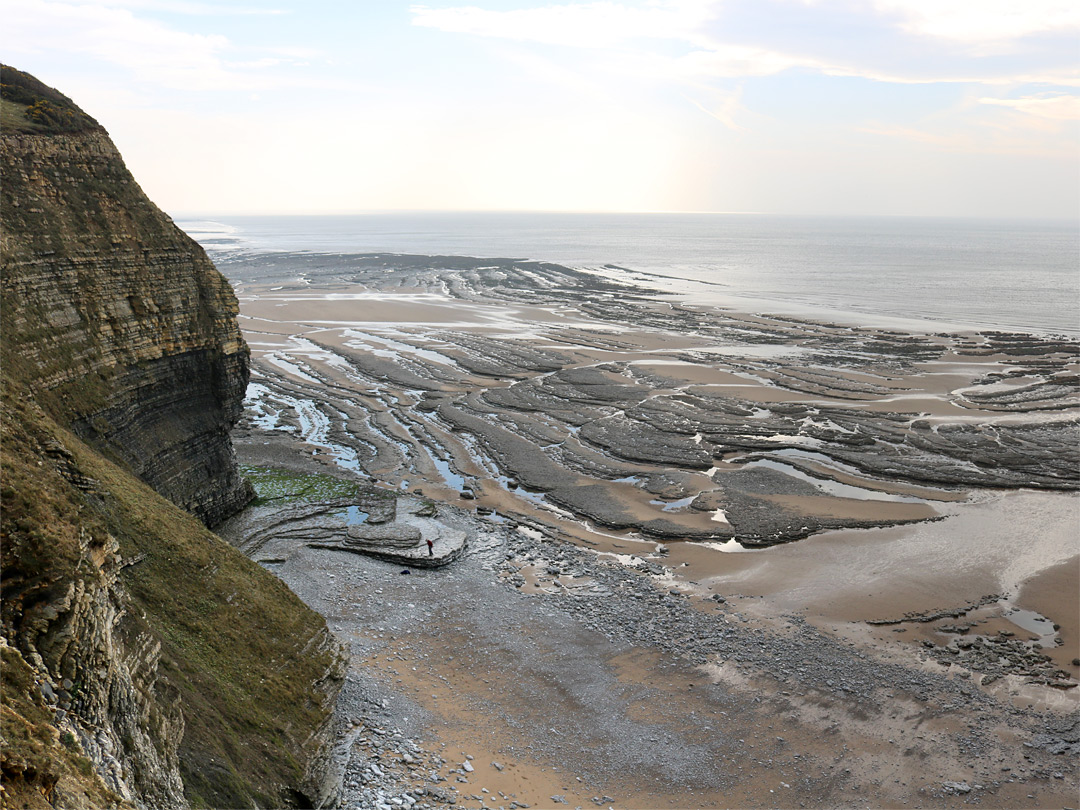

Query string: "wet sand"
[[220, 252, 1079, 807], [1017, 557, 1080, 673]]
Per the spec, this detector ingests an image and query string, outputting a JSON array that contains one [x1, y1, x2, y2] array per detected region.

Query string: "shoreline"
[[211, 246, 1080, 339], [591, 267, 1080, 341], [181, 212, 1080, 346], [217, 249, 1078, 807]]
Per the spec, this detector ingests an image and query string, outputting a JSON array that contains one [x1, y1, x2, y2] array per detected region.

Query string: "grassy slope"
[[92, 444, 343, 808], [1, 387, 133, 808], [1, 380, 343, 808], [1, 97, 40, 133], [0, 65, 101, 134]]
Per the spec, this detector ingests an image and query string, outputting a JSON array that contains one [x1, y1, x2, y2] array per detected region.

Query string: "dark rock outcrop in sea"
[[0, 66, 343, 809]]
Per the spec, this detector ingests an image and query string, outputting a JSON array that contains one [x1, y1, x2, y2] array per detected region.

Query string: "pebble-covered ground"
[[250, 499, 1079, 809]]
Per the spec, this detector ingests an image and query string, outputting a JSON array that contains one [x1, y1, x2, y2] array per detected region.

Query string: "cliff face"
[[1, 80, 252, 525], [1, 67, 344, 809], [1, 399, 186, 809], [1, 394, 345, 809]]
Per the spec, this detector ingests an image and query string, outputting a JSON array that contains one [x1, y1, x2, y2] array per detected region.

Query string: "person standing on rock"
[[426, 538, 434, 557]]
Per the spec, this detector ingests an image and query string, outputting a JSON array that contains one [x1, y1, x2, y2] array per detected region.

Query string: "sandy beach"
[[218, 251, 1078, 808]]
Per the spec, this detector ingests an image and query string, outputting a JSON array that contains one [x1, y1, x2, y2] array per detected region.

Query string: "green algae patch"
[[242, 464, 361, 504]]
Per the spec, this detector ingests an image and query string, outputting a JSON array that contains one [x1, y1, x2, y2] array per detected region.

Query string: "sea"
[[178, 213, 1079, 337]]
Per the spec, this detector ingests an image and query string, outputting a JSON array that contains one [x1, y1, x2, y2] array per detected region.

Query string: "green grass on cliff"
[[1, 65, 101, 134], [77, 432, 343, 809], [0, 391, 134, 807], [1, 97, 40, 133], [0, 390, 342, 809]]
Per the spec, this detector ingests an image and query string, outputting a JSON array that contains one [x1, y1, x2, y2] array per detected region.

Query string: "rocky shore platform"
[[221, 493, 467, 569], [217, 251, 1078, 808]]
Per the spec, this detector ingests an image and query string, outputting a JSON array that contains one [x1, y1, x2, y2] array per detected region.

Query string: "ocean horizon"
[[179, 212, 1080, 337]]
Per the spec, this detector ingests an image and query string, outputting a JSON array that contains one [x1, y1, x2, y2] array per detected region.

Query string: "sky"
[[3, 0, 1078, 217]]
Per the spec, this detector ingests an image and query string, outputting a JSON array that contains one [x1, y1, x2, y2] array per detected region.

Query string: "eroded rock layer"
[[1, 105, 251, 525], [223, 251, 1078, 549], [1, 394, 344, 809]]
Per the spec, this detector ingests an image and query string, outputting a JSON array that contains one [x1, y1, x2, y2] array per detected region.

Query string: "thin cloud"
[[4, 0, 309, 91], [860, 124, 974, 150], [870, 0, 1080, 45], [5, 0, 231, 89], [410, 1, 832, 83], [410, 1, 713, 48], [491, 46, 609, 99], [412, 1, 1079, 89], [677, 45, 821, 79], [83, 0, 288, 14], [979, 94, 1080, 121], [821, 64, 1080, 88], [683, 86, 747, 130], [860, 122, 1075, 156]]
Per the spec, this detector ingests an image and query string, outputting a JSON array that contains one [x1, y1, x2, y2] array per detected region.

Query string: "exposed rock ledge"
[[219, 495, 469, 568], [314, 513, 468, 568]]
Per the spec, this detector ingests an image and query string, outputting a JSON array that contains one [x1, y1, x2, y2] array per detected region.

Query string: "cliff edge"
[[1, 66, 252, 526], [1, 67, 344, 809]]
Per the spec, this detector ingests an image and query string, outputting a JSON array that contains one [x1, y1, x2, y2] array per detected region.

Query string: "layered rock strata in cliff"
[[1, 81, 252, 525], [1, 67, 344, 809]]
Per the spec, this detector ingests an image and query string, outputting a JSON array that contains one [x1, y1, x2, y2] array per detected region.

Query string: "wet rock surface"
[[218, 250, 1078, 807], [221, 493, 468, 569], [225, 251, 1078, 554]]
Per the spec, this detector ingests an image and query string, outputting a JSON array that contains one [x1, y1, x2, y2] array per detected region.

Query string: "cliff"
[[1, 66, 252, 526], [0, 67, 344, 809]]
